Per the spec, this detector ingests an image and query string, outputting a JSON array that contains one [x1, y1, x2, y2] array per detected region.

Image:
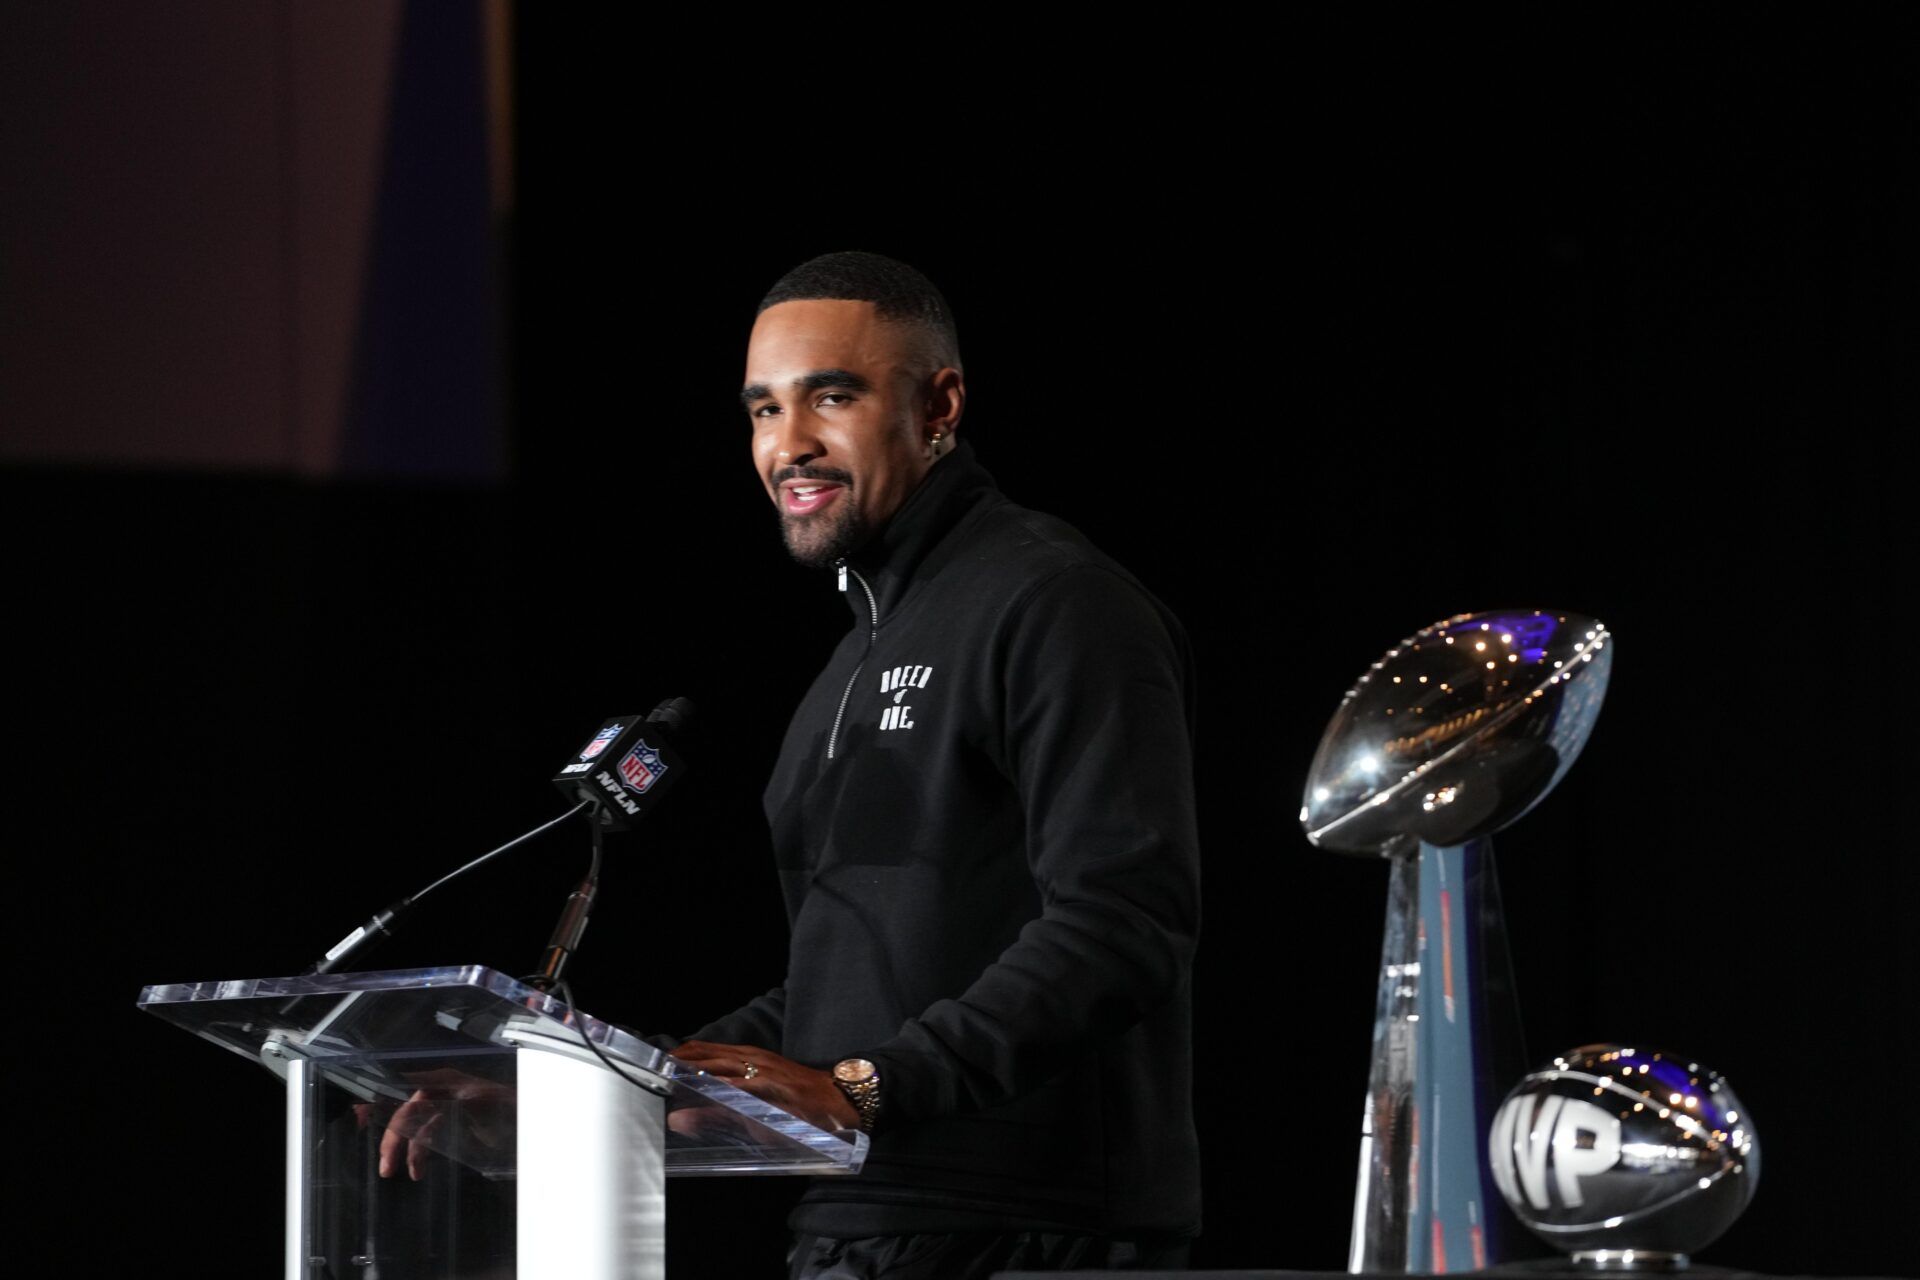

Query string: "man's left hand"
[[671, 1039, 862, 1135]]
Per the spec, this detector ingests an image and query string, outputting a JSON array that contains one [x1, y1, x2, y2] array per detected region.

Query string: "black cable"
[[521, 823, 661, 1091], [550, 978, 670, 1100], [525, 826, 673, 1108]]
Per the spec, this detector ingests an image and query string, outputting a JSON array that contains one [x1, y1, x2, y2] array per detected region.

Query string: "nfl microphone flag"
[[552, 712, 686, 829]]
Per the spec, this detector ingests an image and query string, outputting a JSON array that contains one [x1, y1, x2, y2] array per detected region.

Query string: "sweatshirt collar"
[[839, 438, 997, 622]]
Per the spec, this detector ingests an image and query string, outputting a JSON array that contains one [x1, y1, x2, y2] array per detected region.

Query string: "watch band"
[[831, 1057, 882, 1134]]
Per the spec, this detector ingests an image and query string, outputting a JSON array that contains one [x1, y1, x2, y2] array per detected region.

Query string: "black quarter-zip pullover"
[[690, 439, 1201, 1237]]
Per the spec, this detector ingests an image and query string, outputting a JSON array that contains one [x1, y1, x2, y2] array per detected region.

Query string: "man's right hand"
[[672, 1039, 863, 1134]]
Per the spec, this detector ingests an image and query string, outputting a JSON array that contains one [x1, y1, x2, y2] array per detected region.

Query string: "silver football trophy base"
[[1573, 1249, 1690, 1271], [1302, 610, 1613, 1273]]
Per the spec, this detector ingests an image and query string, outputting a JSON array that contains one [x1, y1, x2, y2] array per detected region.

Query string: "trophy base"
[[1570, 1250, 1690, 1271]]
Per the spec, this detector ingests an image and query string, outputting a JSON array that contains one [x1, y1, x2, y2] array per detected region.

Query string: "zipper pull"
[[835, 557, 848, 592]]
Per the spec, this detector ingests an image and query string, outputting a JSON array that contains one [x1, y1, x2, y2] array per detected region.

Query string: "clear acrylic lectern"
[[138, 965, 867, 1280]]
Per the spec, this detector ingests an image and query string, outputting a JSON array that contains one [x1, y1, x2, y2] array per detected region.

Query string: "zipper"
[[827, 558, 878, 760]]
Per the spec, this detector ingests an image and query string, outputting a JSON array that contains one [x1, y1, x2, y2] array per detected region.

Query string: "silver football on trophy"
[[1489, 1046, 1760, 1268], [1300, 609, 1612, 855]]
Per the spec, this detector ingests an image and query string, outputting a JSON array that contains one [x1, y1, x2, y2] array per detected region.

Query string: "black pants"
[[788, 1231, 1191, 1278]]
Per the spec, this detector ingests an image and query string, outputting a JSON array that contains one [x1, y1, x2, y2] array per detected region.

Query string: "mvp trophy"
[[1300, 609, 1612, 1273]]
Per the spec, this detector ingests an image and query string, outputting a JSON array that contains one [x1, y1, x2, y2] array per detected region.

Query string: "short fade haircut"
[[757, 250, 962, 372]]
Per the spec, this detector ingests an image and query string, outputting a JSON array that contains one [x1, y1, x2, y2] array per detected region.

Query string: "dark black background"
[[5, 41, 1911, 1279]]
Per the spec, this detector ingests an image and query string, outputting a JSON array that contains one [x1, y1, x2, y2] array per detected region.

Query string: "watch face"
[[834, 1058, 877, 1084]]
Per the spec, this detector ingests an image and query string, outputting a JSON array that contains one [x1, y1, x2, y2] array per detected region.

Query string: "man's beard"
[[774, 468, 868, 570]]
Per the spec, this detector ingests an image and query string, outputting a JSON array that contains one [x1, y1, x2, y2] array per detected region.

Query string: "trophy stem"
[[1350, 836, 1527, 1273]]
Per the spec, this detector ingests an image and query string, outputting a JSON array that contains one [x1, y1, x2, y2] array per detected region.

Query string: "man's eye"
[[751, 404, 779, 419], [818, 392, 853, 406]]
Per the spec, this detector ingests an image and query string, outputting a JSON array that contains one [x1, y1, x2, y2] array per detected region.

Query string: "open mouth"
[[780, 479, 845, 515]]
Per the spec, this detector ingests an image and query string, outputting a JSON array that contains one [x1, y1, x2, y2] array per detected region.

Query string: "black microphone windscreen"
[[645, 696, 695, 738]]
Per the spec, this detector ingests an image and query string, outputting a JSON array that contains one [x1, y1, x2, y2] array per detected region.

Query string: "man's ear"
[[925, 366, 966, 439]]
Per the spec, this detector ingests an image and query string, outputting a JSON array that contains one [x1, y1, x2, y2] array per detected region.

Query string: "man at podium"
[[670, 251, 1202, 1278]]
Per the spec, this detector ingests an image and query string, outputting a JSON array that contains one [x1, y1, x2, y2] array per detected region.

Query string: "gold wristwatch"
[[831, 1057, 882, 1133]]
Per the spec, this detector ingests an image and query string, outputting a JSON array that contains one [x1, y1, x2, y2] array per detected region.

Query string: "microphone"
[[297, 698, 694, 978], [552, 697, 693, 830], [530, 697, 695, 990]]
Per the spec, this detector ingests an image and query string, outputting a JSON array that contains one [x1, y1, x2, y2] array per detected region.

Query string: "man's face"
[[742, 299, 939, 569]]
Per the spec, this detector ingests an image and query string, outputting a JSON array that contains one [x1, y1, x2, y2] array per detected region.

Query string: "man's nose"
[[770, 413, 825, 468]]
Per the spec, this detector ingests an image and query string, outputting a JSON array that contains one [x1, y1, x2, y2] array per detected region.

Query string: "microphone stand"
[[526, 820, 605, 993]]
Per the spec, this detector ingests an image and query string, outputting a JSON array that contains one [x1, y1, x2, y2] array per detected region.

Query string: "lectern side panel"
[[286, 1058, 313, 1280], [294, 1053, 519, 1278], [518, 1045, 666, 1280]]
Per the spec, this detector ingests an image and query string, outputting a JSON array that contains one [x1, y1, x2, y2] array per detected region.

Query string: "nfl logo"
[[618, 741, 667, 794], [580, 724, 622, 761]]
